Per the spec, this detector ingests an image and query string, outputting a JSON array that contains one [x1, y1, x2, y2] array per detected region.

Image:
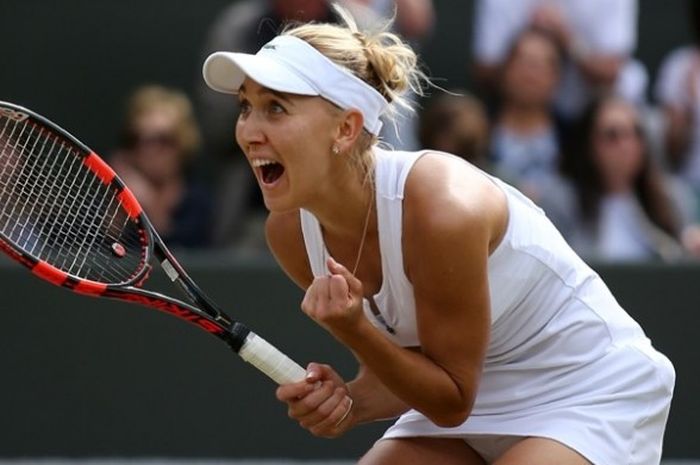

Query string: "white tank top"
[[299, 147, 646, 358]]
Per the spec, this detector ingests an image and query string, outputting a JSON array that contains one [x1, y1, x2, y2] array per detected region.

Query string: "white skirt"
[[383, 304, 675, 465]]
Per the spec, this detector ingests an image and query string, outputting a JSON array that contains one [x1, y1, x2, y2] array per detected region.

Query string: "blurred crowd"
[[111, 0, 700, 263]]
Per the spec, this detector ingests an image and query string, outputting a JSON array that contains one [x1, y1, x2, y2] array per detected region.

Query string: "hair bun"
[[360, 31, 416, 102], [284, 4, 431, 122]]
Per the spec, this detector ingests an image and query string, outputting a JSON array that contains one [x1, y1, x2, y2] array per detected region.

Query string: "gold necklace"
[[351, 195, 373, 276]]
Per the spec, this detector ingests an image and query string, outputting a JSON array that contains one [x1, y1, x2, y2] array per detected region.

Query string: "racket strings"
[[0, 118, 141, 282], [0, 115, 145, 284]]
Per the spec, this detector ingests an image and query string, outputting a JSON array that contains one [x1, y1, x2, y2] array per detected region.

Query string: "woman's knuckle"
[[296, 398, 312, 411], [308, 425, 323, 436], [299, 418, 312, 429], [317, 403, 333, 417]]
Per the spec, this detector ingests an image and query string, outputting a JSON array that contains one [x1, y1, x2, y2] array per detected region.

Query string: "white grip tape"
[[238, 332, 306, 384]]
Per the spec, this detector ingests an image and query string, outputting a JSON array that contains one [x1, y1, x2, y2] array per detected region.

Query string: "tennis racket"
[[0, 100, 306, 385]]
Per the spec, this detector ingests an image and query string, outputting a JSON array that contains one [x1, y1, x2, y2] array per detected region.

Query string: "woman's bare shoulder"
[[404, 152, 506, 228]]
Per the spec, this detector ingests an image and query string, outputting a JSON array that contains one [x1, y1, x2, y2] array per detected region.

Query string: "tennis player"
[[202, 6, 675, 464]]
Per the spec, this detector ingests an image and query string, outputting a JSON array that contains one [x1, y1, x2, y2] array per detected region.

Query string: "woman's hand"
[[300, 257, 366, 336], [276, 362, 355, 438]]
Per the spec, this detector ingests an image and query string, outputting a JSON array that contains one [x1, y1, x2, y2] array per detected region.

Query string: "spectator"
[[472, 0, 646, 119], [561, 95, 686, 262], [655, 0, 700, 207], [111, 85, 213, 249], [489, 27, 567, 205], [418, 90, 490, 170]]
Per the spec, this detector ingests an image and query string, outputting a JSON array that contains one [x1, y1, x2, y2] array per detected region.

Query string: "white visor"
[[202, 35, 388, 135]]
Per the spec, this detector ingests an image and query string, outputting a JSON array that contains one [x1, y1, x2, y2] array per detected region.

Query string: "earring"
[[332, 144, 340, 155]]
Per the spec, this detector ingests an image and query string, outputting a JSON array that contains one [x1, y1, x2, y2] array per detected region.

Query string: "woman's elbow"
[[427, 398, 474, 428]]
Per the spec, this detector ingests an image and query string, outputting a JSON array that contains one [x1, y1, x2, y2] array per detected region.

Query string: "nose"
[[235, 110, 266, 152]]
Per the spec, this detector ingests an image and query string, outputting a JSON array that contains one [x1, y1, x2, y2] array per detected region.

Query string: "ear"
[[333, 109, 365, 154]]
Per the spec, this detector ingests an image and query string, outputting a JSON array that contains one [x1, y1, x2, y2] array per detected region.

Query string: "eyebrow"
[[238, 84, 295, 105]]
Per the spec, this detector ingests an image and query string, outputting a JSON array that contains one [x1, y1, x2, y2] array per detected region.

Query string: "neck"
[[305, 164, 375, 242]]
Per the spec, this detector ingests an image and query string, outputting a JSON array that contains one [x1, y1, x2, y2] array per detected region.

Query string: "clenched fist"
[[301, 257, 365, 336]]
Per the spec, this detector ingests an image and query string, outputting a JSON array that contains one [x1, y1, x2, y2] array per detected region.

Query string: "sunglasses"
[[125, 131, 178, 150]]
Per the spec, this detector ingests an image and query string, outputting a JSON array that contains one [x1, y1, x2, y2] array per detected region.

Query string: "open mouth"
[[252, 159, 285, 185]]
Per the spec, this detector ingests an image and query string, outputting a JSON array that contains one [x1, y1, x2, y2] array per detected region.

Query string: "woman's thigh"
[[358, 437, 486, 465], [494, 437, 592, 465]]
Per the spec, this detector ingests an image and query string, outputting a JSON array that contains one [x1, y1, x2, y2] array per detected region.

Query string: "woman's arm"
[[275, 358, 410, 438], [267, 210, 408, 435], [267, 155, 506, 429], [301, 154, 505, 427], [347, 360, 411, 424]]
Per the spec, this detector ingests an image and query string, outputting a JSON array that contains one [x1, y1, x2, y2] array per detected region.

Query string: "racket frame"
[[0, 101, 306, 383]]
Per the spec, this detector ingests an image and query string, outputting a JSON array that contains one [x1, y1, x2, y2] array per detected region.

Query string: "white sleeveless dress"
[[299, 147, 674, 465]]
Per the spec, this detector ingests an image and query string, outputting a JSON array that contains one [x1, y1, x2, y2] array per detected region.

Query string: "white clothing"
[[571, 192, 669, 262], [473, 0, 642, 116], [473, 0, 637, 63], [565, 191, 687, 264], [655, 46, 700, 187], [299, 147, 674, 464]]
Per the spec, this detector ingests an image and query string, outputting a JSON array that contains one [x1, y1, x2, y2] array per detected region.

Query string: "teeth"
[[251, 158, 279, 168]]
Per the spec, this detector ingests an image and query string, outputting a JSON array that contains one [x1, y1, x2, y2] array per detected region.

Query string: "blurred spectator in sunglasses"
[[418, 90, 491, 171], [560, 95, 692, 262], [111, 85, 213, 249]]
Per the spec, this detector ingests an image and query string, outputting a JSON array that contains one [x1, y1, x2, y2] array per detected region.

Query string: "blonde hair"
[[122, 85, 201, 162], [282, 4, 430, 179]]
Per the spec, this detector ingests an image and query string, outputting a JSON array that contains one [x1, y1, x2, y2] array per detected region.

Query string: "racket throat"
[[226, 322, 252, 352], [158, 255, 232, 325]]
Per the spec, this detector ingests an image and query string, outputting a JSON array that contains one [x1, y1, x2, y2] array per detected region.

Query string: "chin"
[[261, 195, 298, 214]]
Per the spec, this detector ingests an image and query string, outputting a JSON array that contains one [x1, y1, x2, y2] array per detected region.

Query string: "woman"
[[112, 85, 213, 248], [489, 26, 566, 205], [201, 7, 674, 464], [655, 0, 700, 195], [562, 95, 688, 262]]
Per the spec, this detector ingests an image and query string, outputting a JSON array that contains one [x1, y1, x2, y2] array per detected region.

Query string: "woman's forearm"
[[336, 319, 476, 427], [347, 363, 410, 425]]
